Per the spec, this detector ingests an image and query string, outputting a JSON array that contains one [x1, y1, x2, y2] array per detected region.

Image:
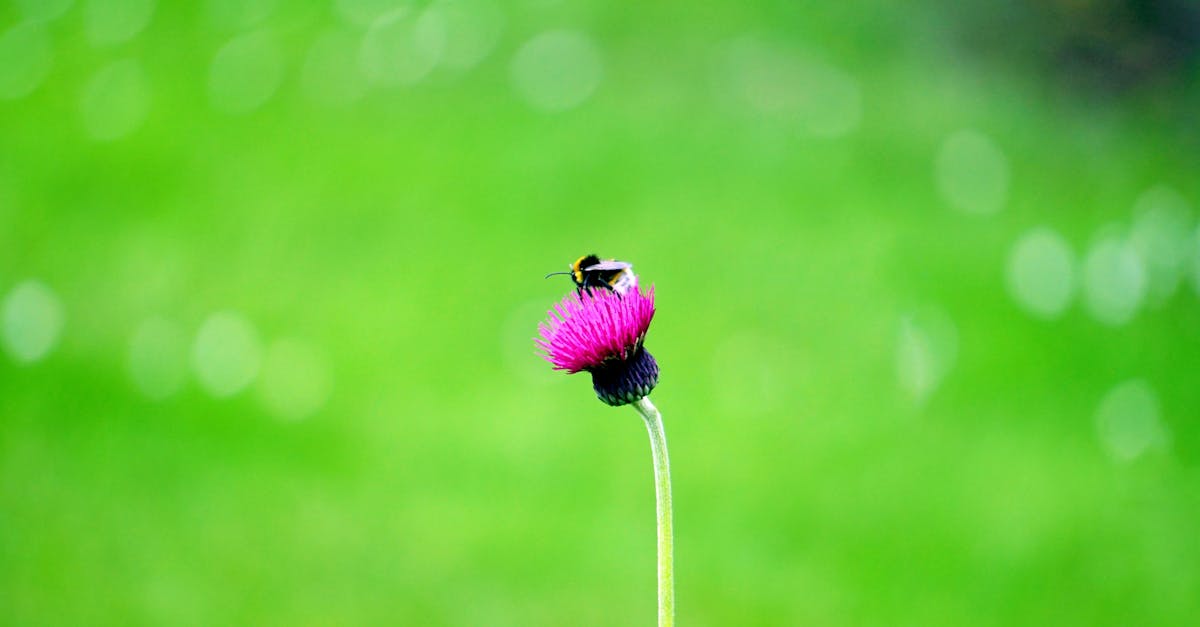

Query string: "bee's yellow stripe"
[[571, 255, 587, 283]]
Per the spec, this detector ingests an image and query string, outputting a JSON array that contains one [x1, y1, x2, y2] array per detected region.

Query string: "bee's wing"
[[583, 260, 632, 271]]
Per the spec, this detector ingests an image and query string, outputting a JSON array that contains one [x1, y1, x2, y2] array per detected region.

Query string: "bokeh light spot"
[[1095, 379, 1168, 462], [1006, 227, 1075, 319], [302, 29, 369, 107], [2, 280, 65, 364], [1130, 185, 1193, 305], [718, 38, 861, 138], [800, 65, 860, 137], [896, 306, 958, 404], [1082, 227, 1146, 326], [208, 32, 285, 115], [935, 129, 1010, 216], [335, 0, 412, 28], [1194, 226, 1200, 299], [510, 30, 602, 113], [191, 311, 262, 398], [16, 0, 74, 23], [85, 0, 156, 46], [80, 59, 150, 141], [434, 0, 503, 71], [258, 338, 333, 421], [360, 8, 446, 86], [127, 316, 188, 400], [205, 0, 276, 30], [0, 23, 54, 101]]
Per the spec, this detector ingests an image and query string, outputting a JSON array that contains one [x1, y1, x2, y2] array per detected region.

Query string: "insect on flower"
[[536, 284, 658, 406], [545, 254, 638, 295]]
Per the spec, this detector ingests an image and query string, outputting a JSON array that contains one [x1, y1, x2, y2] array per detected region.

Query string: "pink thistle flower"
[[536, 286, 659, 406]]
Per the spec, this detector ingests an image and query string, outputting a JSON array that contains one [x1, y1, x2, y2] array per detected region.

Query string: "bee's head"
[[571, 254, 601, 286], [545, 254, 600, 285]]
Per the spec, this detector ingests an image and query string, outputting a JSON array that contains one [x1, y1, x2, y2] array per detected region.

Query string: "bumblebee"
[[546, 254, 638, 295]]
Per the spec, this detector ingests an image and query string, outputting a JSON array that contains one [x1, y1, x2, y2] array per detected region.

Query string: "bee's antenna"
[[544, 271, 573, 279]]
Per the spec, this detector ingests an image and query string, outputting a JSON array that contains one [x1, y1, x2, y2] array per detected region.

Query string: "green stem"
[[633, 397, 674, 627]]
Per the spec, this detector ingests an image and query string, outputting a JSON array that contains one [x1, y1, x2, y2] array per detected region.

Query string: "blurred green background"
[[3, 0, 1200, 624]]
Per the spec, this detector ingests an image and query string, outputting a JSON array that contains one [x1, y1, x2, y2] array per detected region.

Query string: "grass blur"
[[3, 1, 1200, 625]]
